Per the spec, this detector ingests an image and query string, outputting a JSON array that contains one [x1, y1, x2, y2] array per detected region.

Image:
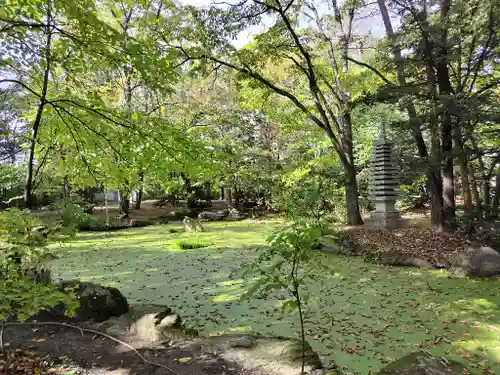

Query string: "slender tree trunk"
[[120, 191, 130, 217], [25, 2, 52, 207], [458, 157, 473, 216], [344, 163, 362, 225], [470, 164, 482, 219], [135, 189, 143, 210], [454, 128, 472, 219], [441, 127, 455, 229], [341, 113, 363, 225], [224, 186, 233, 208], [482, 179, 491, 219], [135, 172, 144, 210], [63, 175, 70, 198], [428, 174, 444, 230], [492, 172, 500, 217], [104, 187, 110, 227]]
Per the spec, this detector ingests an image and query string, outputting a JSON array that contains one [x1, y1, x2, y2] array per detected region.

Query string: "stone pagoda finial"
[[368, 120, 402, 229]]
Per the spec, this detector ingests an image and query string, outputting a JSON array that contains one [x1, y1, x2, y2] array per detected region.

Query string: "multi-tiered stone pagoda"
[[368, 120, 402, 229]]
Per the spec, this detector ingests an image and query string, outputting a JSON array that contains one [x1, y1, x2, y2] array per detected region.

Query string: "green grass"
[[50, 220, 500, 375]]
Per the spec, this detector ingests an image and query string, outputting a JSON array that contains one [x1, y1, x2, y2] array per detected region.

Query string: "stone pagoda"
[[368, 120, 402, 229]]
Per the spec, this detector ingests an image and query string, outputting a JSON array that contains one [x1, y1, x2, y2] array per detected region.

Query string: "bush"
[[53, 198, 92, 237], [0, 208, 78, 323], [275, 171, 342, 223], [173, 239, 214, 249]]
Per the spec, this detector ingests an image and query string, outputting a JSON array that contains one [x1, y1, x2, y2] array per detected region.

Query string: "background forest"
[[1, 1, 500, 374], [1, 0, 499, 232]]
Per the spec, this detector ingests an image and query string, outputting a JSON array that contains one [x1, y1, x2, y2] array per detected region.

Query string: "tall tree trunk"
[[441, 124, 455, 229], [469, 163, 482, 219], [458, 156, 473, 217], [344, 163, 362, 225], [120, 191, 130, 217], [454, 128, 472, 219], [134, 172, 144, 210], [377, 0, 444, 228], [482, 179, 491, 219], [437, 0, 456, 230], [341, 113, 363, 225], [25, 2, 52, 207], [493, 172, 500, 217], [135, 189, 143, 210], [63, 175, 70, 198], [223, 186, 233, 208]]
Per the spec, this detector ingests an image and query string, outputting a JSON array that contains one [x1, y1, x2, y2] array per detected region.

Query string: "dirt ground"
[[2, 323, 254, 375]]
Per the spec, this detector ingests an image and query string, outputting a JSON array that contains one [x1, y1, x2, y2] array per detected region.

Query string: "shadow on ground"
[[5, 323, 251, 375]]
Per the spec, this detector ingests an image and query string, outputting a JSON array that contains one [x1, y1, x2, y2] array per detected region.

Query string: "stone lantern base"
[[366, 209, 404, 229]]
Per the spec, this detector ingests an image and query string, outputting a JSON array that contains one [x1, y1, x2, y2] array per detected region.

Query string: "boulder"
[[129, 219, 155, 228], [35, 280, 129, 322], [313, 236, 347, 254], [452, 246, 500, 277], [376, 351, 468, 375], [92, 304, 198, 346], [217, 209, 230, 217], [26, 267, 52, 285], [203, 334, 322, 375], [225, 208, 243, 221], [401, 257, 434, 269], [198, 211, 225, 221], [128, 305, 198, 342], [371, 250, 435, 269], [432, 256, 451, 269], [168, 209, 196, 221], [83, 204, 95, 214]]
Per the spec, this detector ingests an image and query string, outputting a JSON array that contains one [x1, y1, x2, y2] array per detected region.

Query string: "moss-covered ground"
[[50, 220, 500, 375]]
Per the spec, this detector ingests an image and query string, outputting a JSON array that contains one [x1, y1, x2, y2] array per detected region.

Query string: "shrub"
[[0, 208, 78, 324], [53, 198, 92, 237]]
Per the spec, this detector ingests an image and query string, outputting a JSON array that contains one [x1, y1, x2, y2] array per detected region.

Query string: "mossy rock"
[[203, 334, 323, 375], [94, 305, 198, 344], [34, 280, 129, 323], [376, 352, 469, 375]]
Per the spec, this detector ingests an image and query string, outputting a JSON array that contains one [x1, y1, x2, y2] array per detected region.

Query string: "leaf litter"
[[50, 221, 500, 374]]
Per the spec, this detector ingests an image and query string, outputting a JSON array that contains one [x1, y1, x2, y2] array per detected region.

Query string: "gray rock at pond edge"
[[34, 280, 129, 322], [127, 305, 198, 343], [224, 208, 243, 221], [92, 304, 198, 346], [376, 351, 469, 375], [401, 257, 434, 269], [198, 211, 225, 221], [452, 246, 500, 277], [203, 334, 323, 375], [26, 267, 52, 285]]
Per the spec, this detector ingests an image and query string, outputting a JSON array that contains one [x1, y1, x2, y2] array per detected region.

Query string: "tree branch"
[[0, 79, 41, 98], [346, 57, 396, 86]]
